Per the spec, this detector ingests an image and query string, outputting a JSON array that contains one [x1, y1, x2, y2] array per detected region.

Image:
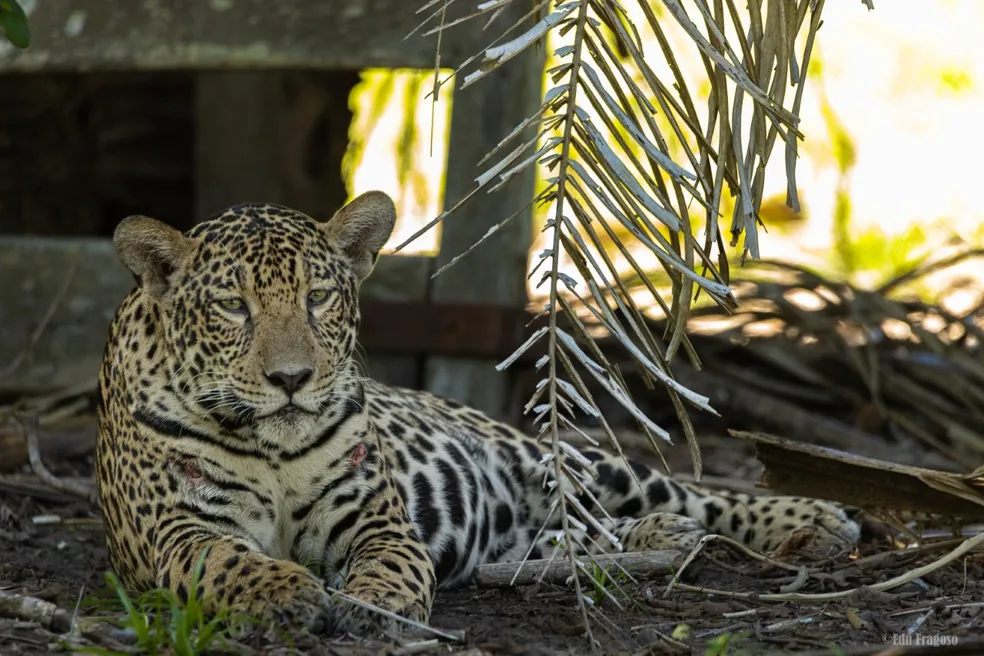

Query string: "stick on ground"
[[17, 414, 97, 504], [475, 550, 682, 588]]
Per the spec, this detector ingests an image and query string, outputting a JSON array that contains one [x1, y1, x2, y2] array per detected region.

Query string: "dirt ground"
[[2, 426, 983, 656]]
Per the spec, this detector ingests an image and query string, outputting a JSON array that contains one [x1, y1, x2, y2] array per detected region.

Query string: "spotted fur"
[[96, 192, 859, 635]]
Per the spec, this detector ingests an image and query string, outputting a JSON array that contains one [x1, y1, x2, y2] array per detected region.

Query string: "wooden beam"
[[0, 237, 431, 393], [0, 0, 477, 72], [358, 254, 431, 389], [194, 72, 284, 218], [194, 70, 357, 221], [423, 7, 545, 420]]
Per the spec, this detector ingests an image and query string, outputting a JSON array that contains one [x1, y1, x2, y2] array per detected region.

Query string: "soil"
[[2, 425, 983, 656]]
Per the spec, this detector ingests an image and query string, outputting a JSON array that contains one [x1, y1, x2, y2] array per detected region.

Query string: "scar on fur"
[[349, 442, 367, 468], [172, 456, 209, 487]]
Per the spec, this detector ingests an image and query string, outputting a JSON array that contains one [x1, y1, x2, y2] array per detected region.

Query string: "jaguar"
[[95, 191, 860, 634]]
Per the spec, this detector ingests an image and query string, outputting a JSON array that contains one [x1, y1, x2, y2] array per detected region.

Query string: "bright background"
[[346, 1, 984, 303]]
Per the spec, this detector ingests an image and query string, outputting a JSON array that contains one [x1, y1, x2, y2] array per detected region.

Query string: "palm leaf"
[[410, 0, 847, 637]]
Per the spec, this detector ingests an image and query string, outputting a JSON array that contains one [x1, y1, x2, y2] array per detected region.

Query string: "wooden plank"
[[357, 253, 430, 389], [194, 72, 283, 218], [194, 70, 356, 219], [361, 302, 530, 358], [423, 7, 545, 420], [0, 237, 430, 392], [731, 430, 984, 519], [0, 0, 476, 72]]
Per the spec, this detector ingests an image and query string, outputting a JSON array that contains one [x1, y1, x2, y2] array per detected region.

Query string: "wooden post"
[[0, 0, 477, 73], [194, 72, 281, 216], [423, 11, 545, 420], [194, 71, 356, 219]]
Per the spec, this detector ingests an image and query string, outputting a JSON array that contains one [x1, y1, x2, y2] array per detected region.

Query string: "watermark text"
[[883, 634, 958, 647]]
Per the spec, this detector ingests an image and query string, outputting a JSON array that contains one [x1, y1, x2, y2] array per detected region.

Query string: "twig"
[[0, 478, 80, 504], [393, 639, 441, 655], [15, 414, 97, 504], [761, 615, 817, 632], [662, 533, 804, 597], [778, 565, 811, 594], [475, 550, 682, 588], [0, 589, 134, 652], [0, 262, 78, 380], [669, 530, 984, 603], [889, 601, 984, 618], [326, 587, 463, 642], [70, 585, 86, 636], [0, 589, 74, 632]]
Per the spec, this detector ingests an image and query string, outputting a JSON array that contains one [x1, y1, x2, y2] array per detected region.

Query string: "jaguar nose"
[[265, 368, 313, 395]]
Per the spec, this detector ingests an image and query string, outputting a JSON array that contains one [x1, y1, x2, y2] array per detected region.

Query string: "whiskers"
[[164, 356, 370, 427], [196, 382, 255, 426], [306, 362, 370, 412], [350, 344, 370, 379], [168, 364, 255, 425]]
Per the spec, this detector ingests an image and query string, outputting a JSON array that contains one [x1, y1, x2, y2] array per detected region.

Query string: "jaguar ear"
[[114, 216, 191, 298], [321, 191, 397, 281]]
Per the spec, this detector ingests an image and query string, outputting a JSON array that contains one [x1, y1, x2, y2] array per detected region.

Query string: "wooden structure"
[[0, 0, 544, 419]]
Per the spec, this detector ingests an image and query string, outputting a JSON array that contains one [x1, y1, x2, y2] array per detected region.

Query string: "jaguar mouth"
[[259, 402, 313, 421]]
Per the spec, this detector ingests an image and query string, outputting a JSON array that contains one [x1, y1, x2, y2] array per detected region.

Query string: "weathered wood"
[[358, 255, 430, 389], [0, 237, 431, 392], [194, 72, 283, 217], [194, 70, 356, 218], [0, 0, 477, 72], [731, 430, 984, 519], [423, 5, 545, 420], [361, 302, 529, 358], [474, 550, 682, 588]]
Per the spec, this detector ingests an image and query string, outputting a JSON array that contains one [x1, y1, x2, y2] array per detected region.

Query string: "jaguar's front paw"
[[226, 559, 333, 636], [331, 587, 430, 637]]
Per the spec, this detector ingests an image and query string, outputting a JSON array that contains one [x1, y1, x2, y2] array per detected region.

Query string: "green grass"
[[584, 560, 629, 607], [705, 631, 751, 656], [73, 550, 244, 656]]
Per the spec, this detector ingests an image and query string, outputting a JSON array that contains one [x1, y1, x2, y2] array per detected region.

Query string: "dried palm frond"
[[668, 253, 984, 464], [409, 0, 854, 639]]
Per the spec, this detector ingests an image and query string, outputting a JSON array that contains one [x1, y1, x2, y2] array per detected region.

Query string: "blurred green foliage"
[[344, 69, 448, 248], [0, 0, 29, 48]]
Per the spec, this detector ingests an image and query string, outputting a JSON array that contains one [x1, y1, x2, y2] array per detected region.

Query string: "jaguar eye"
[[308, 289, 329, 306], [218, 298, 246, 313]]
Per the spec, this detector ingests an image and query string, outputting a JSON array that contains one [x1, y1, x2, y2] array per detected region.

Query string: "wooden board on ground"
[[731, 429, 984, 519]]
